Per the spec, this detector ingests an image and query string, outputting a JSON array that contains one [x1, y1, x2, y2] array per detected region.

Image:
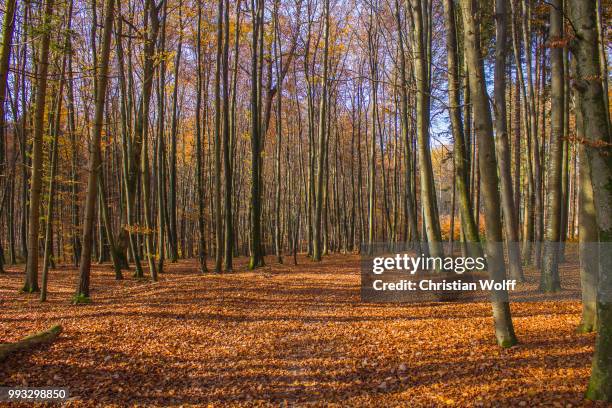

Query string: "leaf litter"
[[0, 255, 604, 407]]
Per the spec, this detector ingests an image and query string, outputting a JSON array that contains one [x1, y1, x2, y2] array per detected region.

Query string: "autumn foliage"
[[0, 256, 604, 406]]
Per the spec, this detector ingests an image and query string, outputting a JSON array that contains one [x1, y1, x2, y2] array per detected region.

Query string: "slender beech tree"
[[519, 0, 538, 264], [442, 0, 481, 254], [577, 100, 598, 333], [409, 0, 442, 258], [18, 3, 30, 263], [459, 0, 517, 348], [67, 18, 81, 267], [0, 0, 16, 205], [222, 0, 233, 271], [541, 0, 564, 292], [248, 0, 265, 269], [494, 0, 522, 280], [75, 0, 115, 300], [195, 0, 208, 273], [23, 0, 55, 293], [213, 0, 223, 273], [304, 2, 315, 257], [312, 0, 330, 262], [0, 0, 17, 274], [0, 0, 15, 162], [115, 6, 143, 277], [273, 0, 283, 263], [366, 2, 378, 251], [41, 6, 72, 300], [155, 0, 168, 274], [168, 0, 183, 262], [229, 0, 241, 256], [395, 0, 419, 248], [139, 0, 162, 281]]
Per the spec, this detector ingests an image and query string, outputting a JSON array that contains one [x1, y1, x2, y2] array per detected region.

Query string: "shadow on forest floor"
[[0, 254, 601, 406]]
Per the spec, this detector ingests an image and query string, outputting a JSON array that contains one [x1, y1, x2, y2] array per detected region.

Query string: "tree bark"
[[494, 0, 522, 280], [41, 25, 71, 300], [273, 0, 283, 264], [248, 0, 265, 269], [168, 1, 183, 263], [540, 0, 564, 292], [195, 1, 208, 273], [578, 136, 598, 333], [366, 5, 378, 252], [312, 0, 330, 262], [115, 7, 143, 277], [394, 0, 419, 249], [75, 0, 115, 300], [442, 0, 481, 256], [410, 0, 442, 258], [222, 0, 233, 271], [138, 0, 161, 281], [213, 0, 223, 272], [568, 0, 612, 400], [459, 0, 517, 348], [0, 0, 16, 270], [23, 0, 55, 293]]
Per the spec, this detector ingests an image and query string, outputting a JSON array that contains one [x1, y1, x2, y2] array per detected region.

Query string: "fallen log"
[[0, 325, 62, 362]]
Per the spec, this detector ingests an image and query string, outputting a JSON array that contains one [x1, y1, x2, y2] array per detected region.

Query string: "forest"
[[0, 0, 611, 405]]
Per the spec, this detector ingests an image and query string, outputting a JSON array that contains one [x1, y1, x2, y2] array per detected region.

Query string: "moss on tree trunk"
[[0, 325, 62, 362]]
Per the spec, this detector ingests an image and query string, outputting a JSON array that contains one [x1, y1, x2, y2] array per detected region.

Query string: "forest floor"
[[0, 254, 604, 407]]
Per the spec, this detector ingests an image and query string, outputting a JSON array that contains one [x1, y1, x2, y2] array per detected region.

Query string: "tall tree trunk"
[[18, 4, 29, 262], [0, 0, 16, 270], [568, 0, 612, 400], [494, 0, 522, 280], [312, 0, 329, 262], [273, 0, 283, 264], [513, 68, 521, 239], [442, 0, 480, 255], [534, 35, 546, 269], [395, 1, 419, 248], [41, 62, 67, 301], [410, 0, 442, 258], [248, 0, 264, 269], [459, 0, 517, 348], [168, 1, 183, 263], [229, 0, 241, 257], [559, 49, 571, 261], [195, 1, 208, 273], [520, 0, 538, 264], [23, 0, 55, 293], [222, 0, 233, 271], [41, 5, 75, 298], [577, 105, 598, 332], [66, 23, 81, 267], [138, 0, 161, 281], [115, 7, 143, 276], [75, 0, 115, 300], [366, 4, 378, 251], [540, 0, 564, 292], [155, 0, 168, 274], [213, 0, 223, 272], [304, 4, 315, 256], [0, 0, 15, 167], [0, 0, 17, 273]]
